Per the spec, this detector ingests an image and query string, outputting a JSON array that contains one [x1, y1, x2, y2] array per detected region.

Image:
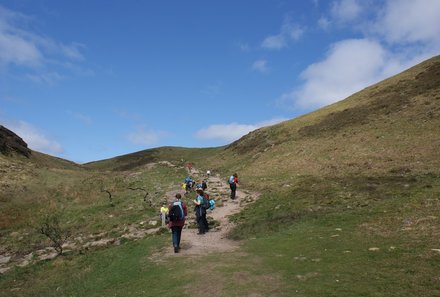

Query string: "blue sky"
[[1, 0, 439, 163]]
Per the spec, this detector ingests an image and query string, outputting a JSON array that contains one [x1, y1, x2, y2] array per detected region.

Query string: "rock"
[[17, 259, 30, 267], [0, 255, 11, 264], [368, 247, 380, 251], [0, 125, 31, 157], [149, 220, 158, 226], [431, 249, 440, 253], [38, 252, 58, 261], [0, 266, 11, 274]]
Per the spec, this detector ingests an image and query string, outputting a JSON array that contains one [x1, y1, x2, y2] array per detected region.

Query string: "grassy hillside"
[[84, 146, 223, 171], [1, 55, 439, 296], [207, 55, 440, 187]]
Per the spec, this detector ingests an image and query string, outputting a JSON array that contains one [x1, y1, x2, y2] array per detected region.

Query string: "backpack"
[[202, 193, 210, 210], [208, 199, 215, 210], [228, 176, 235, 184], [169, 201, 184, 221]]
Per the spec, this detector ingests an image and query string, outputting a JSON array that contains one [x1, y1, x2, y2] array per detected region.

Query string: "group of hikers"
[[159, 172, 239, 253]]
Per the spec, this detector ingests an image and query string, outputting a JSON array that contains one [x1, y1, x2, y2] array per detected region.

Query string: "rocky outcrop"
[[0, 125, 31, 158]]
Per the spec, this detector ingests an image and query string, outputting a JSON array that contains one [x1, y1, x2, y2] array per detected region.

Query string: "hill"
[[0, 55, 439, 296], [214, 55, 440, 187]]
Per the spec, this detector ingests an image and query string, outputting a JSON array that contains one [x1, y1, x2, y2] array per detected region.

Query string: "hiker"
[[228, 173, 239, 200], [159, 201, 169, 226], [201, 180, 207, 191], [194, 188, 208, 234], [168, 193, 187, 253], [206, 170, 211, 178], [184, 177, 193, 194]]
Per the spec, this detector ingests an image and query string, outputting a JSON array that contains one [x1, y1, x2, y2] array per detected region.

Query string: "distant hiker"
[[228, 173, 239, 200], [206, 170, 211, 178], [184, 177, 193, 194], [168, 193, 187, 253], [201, 180, 207, 191], [187, 162, 193, 172], [160, 201, 169, 226], [194, 188, 208, 234]]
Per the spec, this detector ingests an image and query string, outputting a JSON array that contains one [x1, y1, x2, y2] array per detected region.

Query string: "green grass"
[[0, 235, 192, 297], [227, 173, 440, 296]]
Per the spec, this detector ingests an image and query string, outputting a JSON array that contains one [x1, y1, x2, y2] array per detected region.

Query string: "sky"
[[1, 0, 439, 163]]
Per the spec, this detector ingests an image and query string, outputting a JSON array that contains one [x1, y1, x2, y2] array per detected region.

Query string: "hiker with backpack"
[[228, 173, 239, 200], [193, 188, 209, 234], [168, 193, 187, 253]]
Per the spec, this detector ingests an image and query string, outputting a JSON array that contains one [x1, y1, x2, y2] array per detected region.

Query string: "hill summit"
[[0, 125, 31, 158]]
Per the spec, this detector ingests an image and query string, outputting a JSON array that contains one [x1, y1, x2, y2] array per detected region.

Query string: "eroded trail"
[[161, 170, 254, 257]]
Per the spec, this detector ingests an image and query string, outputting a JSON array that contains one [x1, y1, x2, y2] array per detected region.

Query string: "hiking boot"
[[174, 247, 179, 253]]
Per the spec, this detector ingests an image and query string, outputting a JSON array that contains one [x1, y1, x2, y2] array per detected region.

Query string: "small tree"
[[40, 213, 71, 255], [101, 187, 114, 206], [128, 187, 151, 206]]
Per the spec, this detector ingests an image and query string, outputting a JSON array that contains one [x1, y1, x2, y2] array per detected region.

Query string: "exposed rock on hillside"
[[0, 125, 31, 158]]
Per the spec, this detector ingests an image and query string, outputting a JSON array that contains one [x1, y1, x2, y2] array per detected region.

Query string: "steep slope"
[[217, 55, 440, 188]]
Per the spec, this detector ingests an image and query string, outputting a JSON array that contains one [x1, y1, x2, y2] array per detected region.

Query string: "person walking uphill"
[[168, 193, 187, 253], [228, 173, 239, 200], [194, 188, 208, 235]]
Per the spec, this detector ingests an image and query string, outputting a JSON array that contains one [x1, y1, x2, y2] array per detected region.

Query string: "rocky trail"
[[161, 170, 253, 257]]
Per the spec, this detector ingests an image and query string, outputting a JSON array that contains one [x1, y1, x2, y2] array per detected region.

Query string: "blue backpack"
[[228, 176, 235, 184]]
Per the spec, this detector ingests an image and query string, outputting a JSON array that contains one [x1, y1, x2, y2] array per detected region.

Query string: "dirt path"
[[162, 170, 250, 257]]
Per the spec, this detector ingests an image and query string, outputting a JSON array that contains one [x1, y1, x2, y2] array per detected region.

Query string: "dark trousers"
[[230, 183, 237, 199], [171, 226, 183, 248], [196, 207, 207, 234]]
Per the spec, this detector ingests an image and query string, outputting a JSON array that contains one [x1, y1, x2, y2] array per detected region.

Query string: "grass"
[[227, 173, 440, 296], [0, 235, 193, 297]]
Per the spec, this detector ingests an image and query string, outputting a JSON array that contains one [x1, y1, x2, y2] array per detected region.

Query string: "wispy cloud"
[[252, 59, 268, 73], [330, 0, 362, 23], [0, 5, 87, 82], [261, 17, 305, 50], [1, 120, 63, 154], [195, 118, 287, 143], [127, 126, 168, 146], [318, 17, 331, 30]]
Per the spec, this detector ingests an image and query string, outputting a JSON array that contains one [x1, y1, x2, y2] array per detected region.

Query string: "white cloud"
[[374, 0, 440, 46], [127, 126, 168, 146], [1, 120, 63, 154], [330, 0, 362, 22], [261, 18, 305, 50], [252, 59, 268, 73], [280, 0, 440, 112], [0, 5, 86, 81], [195, 118, 287, 143], [280, 39, 393, 110]]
